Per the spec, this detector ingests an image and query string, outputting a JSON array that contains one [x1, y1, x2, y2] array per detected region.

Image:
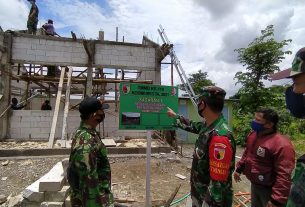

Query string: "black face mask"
[[285, 86, 305, 118], [197, 101, 206, 117], [95, 113, 105, 123]]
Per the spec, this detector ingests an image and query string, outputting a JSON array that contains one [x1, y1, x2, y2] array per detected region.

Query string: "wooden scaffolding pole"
[[13, 75, 153, 84], [48, 68, 65, 148], [61, 67, 73, 145]]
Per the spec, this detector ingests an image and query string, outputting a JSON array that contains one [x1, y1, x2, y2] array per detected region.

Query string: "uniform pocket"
[[250, 164, 273, 185]]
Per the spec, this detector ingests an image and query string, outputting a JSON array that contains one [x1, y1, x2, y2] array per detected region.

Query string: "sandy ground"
[[0, 142, 251, 207]]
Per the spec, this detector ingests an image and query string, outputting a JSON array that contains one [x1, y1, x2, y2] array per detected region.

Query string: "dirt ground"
[[0, 142, 250, 206]]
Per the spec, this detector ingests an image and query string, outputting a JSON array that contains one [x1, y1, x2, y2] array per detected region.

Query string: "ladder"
[[158, 25, 197, 108]]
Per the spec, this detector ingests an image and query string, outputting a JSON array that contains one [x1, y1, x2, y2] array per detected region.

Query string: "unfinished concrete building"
[[0, 29, 170, 142]]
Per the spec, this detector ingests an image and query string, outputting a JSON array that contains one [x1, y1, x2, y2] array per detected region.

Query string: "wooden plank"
[[12, 75, 153, 84], [61, 67, 73, 145], [164, 184, 181, 207], [48, 68, 65, 148]]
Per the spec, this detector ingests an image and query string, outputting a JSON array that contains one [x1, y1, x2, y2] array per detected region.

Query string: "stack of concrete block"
[[20, 159, 71, 207]]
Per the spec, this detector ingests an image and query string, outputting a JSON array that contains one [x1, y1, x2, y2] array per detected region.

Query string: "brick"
[[21, 200, 41, 207], [35, 50, 47, 56], [39, 122, 51, 128], [53, 41, 62, 46], [40, 202, 64, 207], [13, 43, 30, 49], [64, 196, 71, 207], [23, 179, 45, 202], [20, 121, 31, 128], [45, 186, 70, 202], [30, 38, 39, 45], [71, 52, 80, 58], [39, 162, 65, 192], [46, 40, 55, 46], [39, 39, 46, 45], [30, 133, 48, 139]]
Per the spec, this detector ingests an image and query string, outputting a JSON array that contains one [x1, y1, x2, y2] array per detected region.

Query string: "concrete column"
[[99, 31, 104, 41], [0, 33, 12, 139], [86, 67, 93, 96]]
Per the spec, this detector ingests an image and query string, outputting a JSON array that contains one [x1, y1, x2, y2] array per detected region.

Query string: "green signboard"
[[119, 83, 178, 130]]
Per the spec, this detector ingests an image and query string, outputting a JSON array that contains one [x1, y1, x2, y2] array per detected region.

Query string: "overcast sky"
[[1, 0, 304, 96]]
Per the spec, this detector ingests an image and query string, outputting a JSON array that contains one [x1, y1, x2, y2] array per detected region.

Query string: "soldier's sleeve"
[[208, 134, 235, 205], [96, 143, 112, 191], [74, 134, 112, 201], [174, 114, 205, 134]]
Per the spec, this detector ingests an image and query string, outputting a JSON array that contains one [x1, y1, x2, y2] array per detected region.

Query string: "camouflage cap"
[[198, 86, 226, 100], [271, 47, 305, 80], [79, 97, 109, 115]]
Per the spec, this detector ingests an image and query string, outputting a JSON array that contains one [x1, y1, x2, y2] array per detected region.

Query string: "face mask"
[[197, 101, 206, 117], [251, 120, 264, 132], [95, 113, 105, 123], [285, 86, 305, 118]]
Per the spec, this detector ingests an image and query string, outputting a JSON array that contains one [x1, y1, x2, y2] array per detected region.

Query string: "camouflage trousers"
[[70, 190, 114, 207], [191, 195, 203, 207], [27, 18, 38, 35]]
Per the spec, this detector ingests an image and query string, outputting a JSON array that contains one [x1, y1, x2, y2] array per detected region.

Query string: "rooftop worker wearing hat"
[[67, 97, 114, 207], [271, 47, 305, 207], [27, 0, 39, 35], [167, 86, 236, 207]]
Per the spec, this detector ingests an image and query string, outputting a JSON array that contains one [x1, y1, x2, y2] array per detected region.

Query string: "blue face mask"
[[285, 86, 305, 118], [251, 120, 264, 132]]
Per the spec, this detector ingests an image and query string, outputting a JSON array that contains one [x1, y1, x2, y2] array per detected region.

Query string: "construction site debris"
[[1, 160, 9, 166], [175, 174, 186, 180], [0, 194, 6, 205], [101, 139, 116, 147]]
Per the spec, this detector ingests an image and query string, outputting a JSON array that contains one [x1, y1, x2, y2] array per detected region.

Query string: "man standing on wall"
[[234, 108, 295, 207], [27, 0, 39, 35], [67, 97, 114, 207], [167, 86, 236, 207], [271, 47, 305, 207]]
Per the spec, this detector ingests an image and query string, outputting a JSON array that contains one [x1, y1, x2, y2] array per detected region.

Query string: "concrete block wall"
[[9, 103, 146, 140], [11, 34, 157, 71], [12, 35, 87, 66], [95, 44, 156, 70]]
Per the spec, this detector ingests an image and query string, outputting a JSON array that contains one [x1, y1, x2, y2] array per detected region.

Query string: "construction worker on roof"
[[27, 0, 39, 35], [42, 19, 59, 37]]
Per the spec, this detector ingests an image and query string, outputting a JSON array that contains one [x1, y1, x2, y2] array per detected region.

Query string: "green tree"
[[179, 70, 214, 95], [234, 25, 291, 113]]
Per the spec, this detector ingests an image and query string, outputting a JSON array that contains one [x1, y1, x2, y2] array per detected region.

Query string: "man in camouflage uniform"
[[27, 0, 39, 35], [167, 86, 236, 207], [271, 47, 305, 207], [67, 97, 114, 207]]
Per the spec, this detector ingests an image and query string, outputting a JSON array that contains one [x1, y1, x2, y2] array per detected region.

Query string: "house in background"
[[177, 92, 236, 143]]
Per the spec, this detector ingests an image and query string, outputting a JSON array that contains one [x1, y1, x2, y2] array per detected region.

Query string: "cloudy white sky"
[[1, 0, 304, 96]]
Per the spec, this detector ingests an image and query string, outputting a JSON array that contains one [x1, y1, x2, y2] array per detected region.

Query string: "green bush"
[[233, 107, 305, 154], [232, 112, 252, 146]]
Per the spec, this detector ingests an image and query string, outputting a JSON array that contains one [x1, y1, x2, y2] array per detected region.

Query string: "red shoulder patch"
[[209, 135, 233, 181]]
